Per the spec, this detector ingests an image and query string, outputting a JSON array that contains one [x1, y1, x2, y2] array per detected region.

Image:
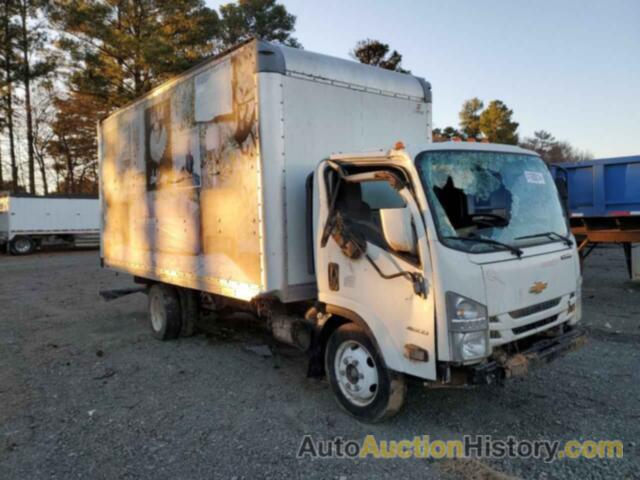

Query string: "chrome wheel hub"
[[149, 293, 165, 332], [334, 340, 379, 406]]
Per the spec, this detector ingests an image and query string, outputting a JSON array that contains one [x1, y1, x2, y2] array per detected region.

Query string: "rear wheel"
[[325, 323, 406, 422], [178, 288, 199, 337], [10, 236, 35, 255], [148, 284, 182, 340]]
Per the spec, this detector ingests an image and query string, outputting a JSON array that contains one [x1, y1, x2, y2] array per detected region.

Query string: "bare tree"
[[16, 0, 56, 193], [1, 0, 20, 191], [521, 130, 593, 164], [31, 79, 54, 193]]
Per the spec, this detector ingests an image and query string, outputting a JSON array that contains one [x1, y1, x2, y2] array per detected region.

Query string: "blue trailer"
[[551, 155, 640, 278]]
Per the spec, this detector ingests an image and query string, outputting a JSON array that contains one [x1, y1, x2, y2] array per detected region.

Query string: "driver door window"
[[334, 176, 417, 262]]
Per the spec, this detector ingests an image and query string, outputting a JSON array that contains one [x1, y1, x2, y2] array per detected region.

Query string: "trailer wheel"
[[148, 284, 182, 340], [325, 323, 406, 422], [10, 236, 35, 255]]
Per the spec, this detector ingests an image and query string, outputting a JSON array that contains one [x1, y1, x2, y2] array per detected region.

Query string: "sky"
[[210, 0, 640, 158]]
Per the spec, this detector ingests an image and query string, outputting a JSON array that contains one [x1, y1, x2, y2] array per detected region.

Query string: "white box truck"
[[0, 193, 99, 255], [99, 40, 585, 421]]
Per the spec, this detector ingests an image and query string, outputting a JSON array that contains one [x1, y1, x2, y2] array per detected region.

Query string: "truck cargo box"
[[99, 39, 432, 302], [0, 193, 99, 251]]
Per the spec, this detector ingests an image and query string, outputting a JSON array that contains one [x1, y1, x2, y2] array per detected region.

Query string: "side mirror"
[[380, 207, 417, 255]]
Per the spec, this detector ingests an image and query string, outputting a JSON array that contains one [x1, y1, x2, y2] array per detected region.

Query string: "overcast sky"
[[209, 0, 639, 158]]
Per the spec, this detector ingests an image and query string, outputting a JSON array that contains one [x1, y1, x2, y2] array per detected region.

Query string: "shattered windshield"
[[415, 150, 569, 254]]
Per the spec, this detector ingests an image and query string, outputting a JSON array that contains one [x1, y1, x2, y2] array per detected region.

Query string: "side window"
[[361, 180, 406, 209], [334, 174, 414, 259]]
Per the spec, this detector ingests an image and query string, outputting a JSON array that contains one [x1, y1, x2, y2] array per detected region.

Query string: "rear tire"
[[178, 288, 199, 337], [325, 323, 406, 422], [148, 284, 182, 340], [10, 236, 35, 255]]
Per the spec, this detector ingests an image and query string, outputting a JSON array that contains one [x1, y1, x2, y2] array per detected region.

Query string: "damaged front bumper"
[[467, 327, 587, 385]]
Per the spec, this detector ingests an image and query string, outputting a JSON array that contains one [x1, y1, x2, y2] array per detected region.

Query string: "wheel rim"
[[149, 293, 165, 332], [334, 340, 379, 407], [13, 238, 31, 253]]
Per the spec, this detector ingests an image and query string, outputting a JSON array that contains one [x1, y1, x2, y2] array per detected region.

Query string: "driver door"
[[317, 162, 437, 380]]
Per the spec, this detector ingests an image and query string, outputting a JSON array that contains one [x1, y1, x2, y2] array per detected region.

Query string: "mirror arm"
[[349, 237, 426, 297]]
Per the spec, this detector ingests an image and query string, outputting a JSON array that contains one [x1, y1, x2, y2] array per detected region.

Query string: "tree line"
[[0, 6, 591, 196], [352, 39, 592, 164], [432, 97, 592, 163]]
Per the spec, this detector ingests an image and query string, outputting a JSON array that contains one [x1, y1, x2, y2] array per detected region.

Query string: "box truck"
[[0, 193, 99, 255], [99, 40, 585, 421]]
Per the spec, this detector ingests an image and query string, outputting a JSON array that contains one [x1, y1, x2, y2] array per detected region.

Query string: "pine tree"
[[48, 0, 221, 192], [48, 91, 106, 193], [219, 0, 300, 49], [53, 0, 221, 107], [459, 98, 483, 140], [478, 100, 519, 145], [351, 39, 409, 73]]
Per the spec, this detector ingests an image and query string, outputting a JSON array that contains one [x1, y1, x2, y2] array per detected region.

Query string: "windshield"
[[415, 150, 569, 254]]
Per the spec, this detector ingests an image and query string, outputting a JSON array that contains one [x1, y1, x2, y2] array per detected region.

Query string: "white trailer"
[[100, 40, 585, 422], [0, 193, 99, 255]]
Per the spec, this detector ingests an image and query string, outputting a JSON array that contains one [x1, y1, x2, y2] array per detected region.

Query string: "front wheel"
[[325, 323, 406, 422]]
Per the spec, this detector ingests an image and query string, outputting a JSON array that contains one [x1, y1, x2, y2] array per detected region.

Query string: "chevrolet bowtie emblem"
[[529, 281, 548, 294]]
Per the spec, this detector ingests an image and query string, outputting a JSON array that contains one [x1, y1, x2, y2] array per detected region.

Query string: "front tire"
[[148, 284, 182, 340], [325, 323, 406, 422], [10, 236, 35, 255]]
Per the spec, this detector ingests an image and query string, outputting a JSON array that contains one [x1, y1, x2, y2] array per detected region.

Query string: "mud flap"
[[99, 287, 147, 301]]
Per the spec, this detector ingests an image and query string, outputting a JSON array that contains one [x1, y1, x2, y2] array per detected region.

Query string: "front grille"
[[512, 315, 558, 335], [509, 297, 562, 319]]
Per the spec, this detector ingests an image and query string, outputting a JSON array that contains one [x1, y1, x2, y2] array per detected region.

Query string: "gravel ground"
[[0, 246, 638, 479]]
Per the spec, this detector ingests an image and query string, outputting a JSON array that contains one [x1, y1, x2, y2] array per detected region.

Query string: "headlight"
[[446, 292, 490, 361], [451, 331, 489, 361], [446, 292, 488, 332]]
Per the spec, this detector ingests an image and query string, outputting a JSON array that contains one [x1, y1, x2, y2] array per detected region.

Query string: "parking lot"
[[1, 247, 638, 479]]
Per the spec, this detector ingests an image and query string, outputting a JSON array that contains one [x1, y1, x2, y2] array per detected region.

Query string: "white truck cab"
[[311, 141, 585, 420]]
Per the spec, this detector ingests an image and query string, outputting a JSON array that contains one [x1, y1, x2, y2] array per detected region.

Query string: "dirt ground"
[[0, 246, 638, 479]]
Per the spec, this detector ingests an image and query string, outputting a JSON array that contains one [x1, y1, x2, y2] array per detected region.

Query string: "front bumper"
[[468, 327, 587, 385]]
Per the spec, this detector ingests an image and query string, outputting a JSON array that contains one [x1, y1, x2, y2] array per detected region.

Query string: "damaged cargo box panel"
[[100, 42, 263, 300], [99, 39, 432, 302]]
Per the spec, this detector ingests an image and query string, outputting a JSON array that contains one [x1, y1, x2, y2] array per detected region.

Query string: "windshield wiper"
[[515, 231, 573, 247], [444, 235, 523, 258]]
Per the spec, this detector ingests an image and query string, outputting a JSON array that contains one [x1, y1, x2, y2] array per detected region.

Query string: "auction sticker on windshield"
[[524, 171, 546, 184]]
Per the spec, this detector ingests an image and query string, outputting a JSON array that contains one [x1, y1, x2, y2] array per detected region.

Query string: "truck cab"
[[311, 141, 585, 421]]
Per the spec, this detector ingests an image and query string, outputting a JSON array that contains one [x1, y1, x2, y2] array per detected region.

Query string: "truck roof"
[[274, 43, 430, 101], [101, 39, 431, 123], [330, 141, 538, 161]]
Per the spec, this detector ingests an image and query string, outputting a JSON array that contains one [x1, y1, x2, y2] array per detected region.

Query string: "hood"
[[480, 247, 577, 316]]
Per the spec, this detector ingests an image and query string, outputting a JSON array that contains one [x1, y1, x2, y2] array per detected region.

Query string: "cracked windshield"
[[416, 150, 568, 253]]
